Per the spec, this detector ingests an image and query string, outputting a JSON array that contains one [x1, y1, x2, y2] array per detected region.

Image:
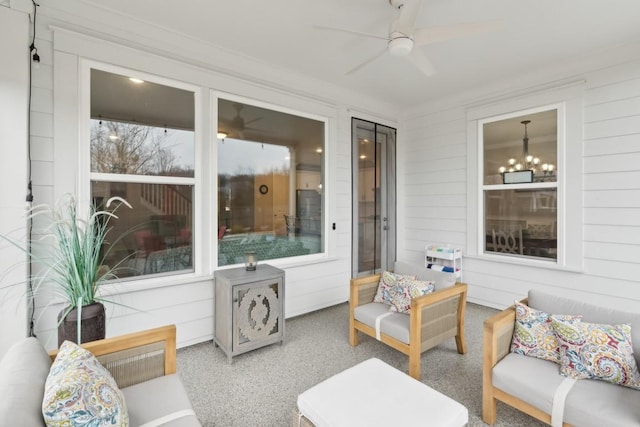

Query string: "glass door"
[[352, 118, 396, 277]]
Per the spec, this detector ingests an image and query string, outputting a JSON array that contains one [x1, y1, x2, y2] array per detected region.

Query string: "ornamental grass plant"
[[1, 193, 132, 342]]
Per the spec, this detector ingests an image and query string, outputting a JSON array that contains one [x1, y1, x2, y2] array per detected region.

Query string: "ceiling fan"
[[219, 103, 263, 139], [315, 0, 502, 77]]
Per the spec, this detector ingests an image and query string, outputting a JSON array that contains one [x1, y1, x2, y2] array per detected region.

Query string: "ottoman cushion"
[[297, 358, 468, 427]]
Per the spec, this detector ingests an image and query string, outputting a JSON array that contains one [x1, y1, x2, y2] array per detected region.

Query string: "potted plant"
[[1, 193, 131, 345]]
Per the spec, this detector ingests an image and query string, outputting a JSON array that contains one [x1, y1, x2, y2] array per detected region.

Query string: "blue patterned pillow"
[[43, 340, 129, 426], [373, 271, 416, 306]]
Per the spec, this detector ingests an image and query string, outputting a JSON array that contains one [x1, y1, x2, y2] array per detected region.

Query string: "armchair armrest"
[[483, 299, 522, 370], [49, 325, 177, 389], [350, 273, 381, 308], [482, 299, 523, 424], [410, 282, 468, 353]]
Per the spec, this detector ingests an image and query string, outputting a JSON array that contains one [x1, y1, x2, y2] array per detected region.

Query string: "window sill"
[[99, 272, 213, 297], [465, 253, 584, 274]]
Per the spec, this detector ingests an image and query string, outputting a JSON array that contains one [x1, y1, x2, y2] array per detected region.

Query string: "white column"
[[0, 5, 30, 357]]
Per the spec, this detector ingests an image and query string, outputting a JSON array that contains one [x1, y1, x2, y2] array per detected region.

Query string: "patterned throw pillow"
[[510, 300, 581, 364], [373, 271, 416, 306], [43, 340, 129, 426], [389, 279, 435, 314], [550, 316, 640, 390]]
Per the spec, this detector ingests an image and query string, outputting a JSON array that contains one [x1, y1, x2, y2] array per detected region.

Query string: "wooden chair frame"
[[49, 324, 177, 388], [482, 300, 572, 426], [349, 274, 467, 380]]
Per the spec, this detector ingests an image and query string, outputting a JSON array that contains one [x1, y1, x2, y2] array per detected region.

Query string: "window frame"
[[211, 91, 331, 269], [479, 104, 562, 263], [465, 82, 585, 271], [80, 59, 204, 281]]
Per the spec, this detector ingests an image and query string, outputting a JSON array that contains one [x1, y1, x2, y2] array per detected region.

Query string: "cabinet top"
[[214, 264, 284, 281]]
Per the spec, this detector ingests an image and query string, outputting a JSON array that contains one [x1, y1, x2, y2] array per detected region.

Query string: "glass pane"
[[357, 128, 381, 273], [217, 98, 324, 266], [484, 189, 557, 260], [90, 69, 195, 177], [91, 181, 194, 278], [483, 110, 557, 185]]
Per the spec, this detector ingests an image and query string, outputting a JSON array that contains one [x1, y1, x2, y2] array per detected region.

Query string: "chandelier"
[[499, 120, 555, 179]]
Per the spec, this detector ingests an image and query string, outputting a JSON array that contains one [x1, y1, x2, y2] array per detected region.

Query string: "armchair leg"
[[482, 389, 497, 425], [349, 319, 359, 347], [408, 348, 421, 380], [455, 333, 467, 354]]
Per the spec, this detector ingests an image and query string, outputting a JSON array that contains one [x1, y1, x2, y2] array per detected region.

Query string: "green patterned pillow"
[[43, 340, 129, 426], [551, 316, 640, 390], [510, 300, 581, 364], [373, 271, 416, 306]]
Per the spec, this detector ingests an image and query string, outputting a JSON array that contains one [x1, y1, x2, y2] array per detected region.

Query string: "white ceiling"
[[70, 0, 640, 108]]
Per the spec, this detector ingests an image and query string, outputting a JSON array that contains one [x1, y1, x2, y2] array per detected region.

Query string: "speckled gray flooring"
[[177, 302, 547, 426]]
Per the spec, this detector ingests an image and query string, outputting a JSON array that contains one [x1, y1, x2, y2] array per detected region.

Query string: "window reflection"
[[90, 68, 196, 279], [217, 98, 324, 266], [92, 182, 194, 277], [484, 189, 557, 259], [482, 108, 559, 262]]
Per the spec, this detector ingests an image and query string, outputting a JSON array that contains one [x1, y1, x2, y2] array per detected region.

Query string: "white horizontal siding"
[[21, 5, 394, 351], [399, 52, 640, 310]]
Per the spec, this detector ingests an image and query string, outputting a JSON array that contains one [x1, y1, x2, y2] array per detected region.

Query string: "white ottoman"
[[297, 358, 468, 427]]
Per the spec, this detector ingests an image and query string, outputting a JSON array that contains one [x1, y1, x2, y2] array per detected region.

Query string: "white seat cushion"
[[297, 358, 468, 427]]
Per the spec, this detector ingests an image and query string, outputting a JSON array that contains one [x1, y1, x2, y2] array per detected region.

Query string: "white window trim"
[[211, 90, 332, 269], [79, 59, 205, 282], [465, 82, 584, 271]]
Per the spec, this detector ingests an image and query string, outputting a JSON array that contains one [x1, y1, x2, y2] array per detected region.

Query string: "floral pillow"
[[373, 271, 416, 306], [510, 300, 581, 364], [389, 279, 435, 314], [550, 316, 640, 390], [43, 340, 129, 426]]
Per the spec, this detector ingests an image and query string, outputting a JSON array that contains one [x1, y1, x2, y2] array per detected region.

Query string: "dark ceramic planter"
[[57, 301, 106, 346]]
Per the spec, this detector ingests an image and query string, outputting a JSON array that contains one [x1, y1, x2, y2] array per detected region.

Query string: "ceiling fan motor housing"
[[388, 34, 413, 56]]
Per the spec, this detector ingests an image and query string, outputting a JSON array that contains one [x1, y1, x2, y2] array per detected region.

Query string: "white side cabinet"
[[214, 264, 285, 363], [425, 245, 463, 280]]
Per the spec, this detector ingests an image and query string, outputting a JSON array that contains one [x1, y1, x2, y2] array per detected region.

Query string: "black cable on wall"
[[26, 0, 39, 337]]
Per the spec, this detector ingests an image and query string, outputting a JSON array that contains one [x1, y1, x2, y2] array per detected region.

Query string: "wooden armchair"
[[349, 274, 467, 379], [49, 324, 177, 388]]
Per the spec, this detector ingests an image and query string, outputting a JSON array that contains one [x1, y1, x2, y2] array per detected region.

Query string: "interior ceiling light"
[[498, 120, 554, 178], [129, 78, 145, 84], [316, 148, 323, 154], [217, 132, 227, 139]]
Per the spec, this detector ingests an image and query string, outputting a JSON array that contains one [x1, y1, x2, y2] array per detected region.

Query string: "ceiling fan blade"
[[244, 117, 262, 126], [395, 0, 423, 35], [312, 24, 389, 41], [413, 19, 503, 46], [346, 47, 388, 76], [406, 48, 436, 77]]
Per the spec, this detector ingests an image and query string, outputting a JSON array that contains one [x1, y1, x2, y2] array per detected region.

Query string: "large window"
[[89, 68, 196, 278], [481, 108, 558, 261], [217, 98, 325, 266]]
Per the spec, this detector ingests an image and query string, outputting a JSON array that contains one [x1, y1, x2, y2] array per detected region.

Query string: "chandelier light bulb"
[[508, 158, 516, 165], [526, 155, 533, 163], [542, 163, 549, 171], [533, 157, 540, 165], [499, 166, 506, 173], [515, 164, 522, 170], [548, 164, 554, 172], [508, 167, 515, 173]]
